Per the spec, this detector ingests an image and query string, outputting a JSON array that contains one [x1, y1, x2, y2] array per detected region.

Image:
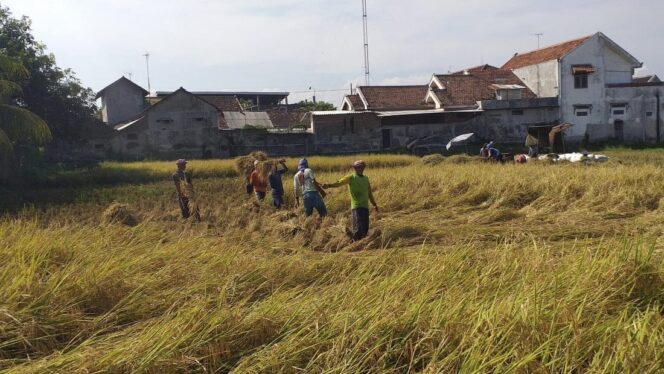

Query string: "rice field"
[[1, 149, 664, 373]]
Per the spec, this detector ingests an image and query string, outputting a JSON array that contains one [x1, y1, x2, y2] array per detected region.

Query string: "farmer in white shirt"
[[293, 158, 327, 217]]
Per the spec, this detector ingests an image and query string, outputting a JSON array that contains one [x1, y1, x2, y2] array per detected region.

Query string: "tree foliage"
[[0, 5, 98, 142], [0, 53, 50, 175], [297, 100, 336, 111]]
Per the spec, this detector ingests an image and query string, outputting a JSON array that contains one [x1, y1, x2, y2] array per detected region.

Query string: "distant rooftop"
[[156, 91, 289, 97]]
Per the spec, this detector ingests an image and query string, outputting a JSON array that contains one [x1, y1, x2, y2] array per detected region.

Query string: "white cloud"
[[2, 0, 663, 106]]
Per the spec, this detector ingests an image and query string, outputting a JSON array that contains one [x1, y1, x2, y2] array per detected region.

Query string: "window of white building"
[[572, 65, 594, 89], [611, 104, 626, 116], [574, 105, 591, 117]]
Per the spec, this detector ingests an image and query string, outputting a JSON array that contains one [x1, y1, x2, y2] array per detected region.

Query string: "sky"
[[2, 0, 663, 106]]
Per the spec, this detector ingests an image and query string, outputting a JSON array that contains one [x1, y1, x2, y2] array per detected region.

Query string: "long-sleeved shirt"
[[268, 165, 288, 196], [293, 168, 317, 197], [328, 173, 373, 209]]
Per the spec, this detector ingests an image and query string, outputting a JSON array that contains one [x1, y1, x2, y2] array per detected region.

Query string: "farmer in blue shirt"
[[488, 142, 504, 163], [268, 159, 288, 208]]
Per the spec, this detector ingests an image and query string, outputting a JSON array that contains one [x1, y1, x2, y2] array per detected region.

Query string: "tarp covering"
[[446, 133, 474, 150]]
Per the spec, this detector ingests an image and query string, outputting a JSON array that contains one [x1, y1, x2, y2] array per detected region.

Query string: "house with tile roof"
[[502, 32, 663, 144]]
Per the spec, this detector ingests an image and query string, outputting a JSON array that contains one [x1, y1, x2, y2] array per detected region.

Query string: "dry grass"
[[1, 152, 664, 372]]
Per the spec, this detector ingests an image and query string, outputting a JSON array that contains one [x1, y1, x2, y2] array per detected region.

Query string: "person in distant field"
[[479, 144, 490, 160], [487, 142, 504, 163], [173, 159, 200, 221], [293, 158, 327, 217], [323, 160, 378, 241], [268, 159, 288, 208], [248, 160, 268, 202]]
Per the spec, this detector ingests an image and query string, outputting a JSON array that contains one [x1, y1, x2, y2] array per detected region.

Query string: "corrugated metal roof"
[[311, 111, 361, 116], [376, 109, 480, 117], [491, 84, 526, 90], [222, 111, 274, 129], [157, 91, 289, 97]]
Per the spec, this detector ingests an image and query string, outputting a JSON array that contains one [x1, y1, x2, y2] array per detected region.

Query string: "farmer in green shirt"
[[323, 160, 378, 241]]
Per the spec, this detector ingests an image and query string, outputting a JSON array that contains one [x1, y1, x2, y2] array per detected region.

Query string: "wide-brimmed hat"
[[176, 159, 187, 165]]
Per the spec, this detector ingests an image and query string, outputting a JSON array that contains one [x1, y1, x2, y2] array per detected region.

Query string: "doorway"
[[614, 120, 624, 142], [382, 129, 391, 149]]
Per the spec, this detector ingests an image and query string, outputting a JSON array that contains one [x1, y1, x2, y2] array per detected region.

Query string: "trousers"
[[303, 192, 327, 217], [351, 207, 370, 240]]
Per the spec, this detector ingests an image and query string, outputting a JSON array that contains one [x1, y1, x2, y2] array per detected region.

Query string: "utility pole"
[[142, 52, 151, 96], [533, 33, 543, 49], [362, 0, 370, 86]]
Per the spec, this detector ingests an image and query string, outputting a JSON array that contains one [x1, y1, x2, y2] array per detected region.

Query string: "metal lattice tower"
[[362, 0, 370, 86]]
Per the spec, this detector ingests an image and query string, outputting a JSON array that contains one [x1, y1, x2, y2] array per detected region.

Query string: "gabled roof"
[[96, 76, 148, 99], [502, 35, 593, 70], [633, 75, 660, 84], [341, 94, 364, 111], [356, 85, 434, 111], [114, 87, 223, 131], [429, 68, 537, 108], [451, 64, 501, 75]]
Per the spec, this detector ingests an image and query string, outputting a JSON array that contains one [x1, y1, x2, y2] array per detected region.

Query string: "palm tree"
[[0, 54, 51, 174]]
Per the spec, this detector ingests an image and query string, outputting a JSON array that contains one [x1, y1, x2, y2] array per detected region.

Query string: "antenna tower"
[[362, 0, 370, 86], [533, 33, 543, 49], [142, 52, 151, 95]]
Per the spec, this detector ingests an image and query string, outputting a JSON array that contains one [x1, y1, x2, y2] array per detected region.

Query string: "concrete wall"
[[143, 91, 221, 159], [588, 85, 664, 144], [312, 112, 382, 153], [221, 130, 312, 157], [110, 121, 150, 160], [101, 80, 147, 125], [512, 59, 560, 97], [311, 105, 559, 155]]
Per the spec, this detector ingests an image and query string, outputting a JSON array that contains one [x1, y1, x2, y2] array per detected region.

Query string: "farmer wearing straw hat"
[[323, 160, 378, 241], [294, 158, 327, 217], [172, 159, 200, 221]]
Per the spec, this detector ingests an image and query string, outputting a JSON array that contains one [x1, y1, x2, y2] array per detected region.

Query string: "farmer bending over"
[[173, 159, 200, 221], [294, 158, 327, 217], [249, 160, 268, 202], [488, 142, 504, 163], [323, 160, 378, 241], [268, 159, 288, 208]]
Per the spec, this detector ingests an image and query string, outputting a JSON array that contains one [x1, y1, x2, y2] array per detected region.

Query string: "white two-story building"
[[503, 32, 663, 144]]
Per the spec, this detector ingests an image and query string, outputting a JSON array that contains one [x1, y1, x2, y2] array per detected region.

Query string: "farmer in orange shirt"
[[248, 160, 268, 202]]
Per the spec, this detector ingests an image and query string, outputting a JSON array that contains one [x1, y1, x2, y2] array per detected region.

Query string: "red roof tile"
[[344, 94, 365, 110], [502, 35, 592, 70], [432, 69, 536, 107], [357, 85, 433, 110]]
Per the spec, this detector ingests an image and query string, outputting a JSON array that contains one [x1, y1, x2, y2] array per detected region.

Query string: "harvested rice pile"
[[101, 203, 140, 226], [421, 154, 445, 166], [234, 151, 275, 179], [444, 154, 478, 164]]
